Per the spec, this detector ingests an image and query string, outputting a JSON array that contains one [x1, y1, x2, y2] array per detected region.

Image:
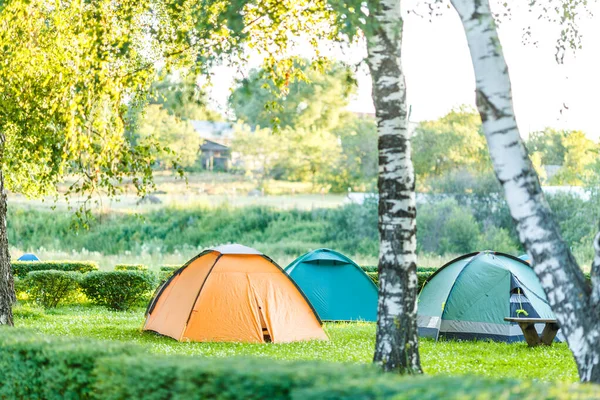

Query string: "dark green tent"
[[285, 249, 378, 322], [418, 251, 557, 342]]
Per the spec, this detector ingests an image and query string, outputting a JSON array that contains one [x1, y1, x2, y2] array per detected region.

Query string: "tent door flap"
[[254, 294, 272, 343]]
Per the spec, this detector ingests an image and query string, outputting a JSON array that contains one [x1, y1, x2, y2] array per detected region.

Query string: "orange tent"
[[143, 244, 328, 343]]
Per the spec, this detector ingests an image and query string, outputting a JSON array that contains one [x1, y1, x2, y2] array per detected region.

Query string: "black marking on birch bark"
[[504, 140, 519, 149], [475, 90, 507, 122], [489, 125, 518, 135], [471, 0, 484, 20]]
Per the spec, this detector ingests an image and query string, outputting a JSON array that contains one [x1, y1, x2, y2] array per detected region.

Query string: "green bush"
[[476, 226, 519, 254], [13, 276, 26, 296], [417, 271, 434, 290], [365, 270, 434, 292], [366, 272, 378, 285], [80, 271, 157, 310], [362, 266, 437, 274], [12, 261, 98, 278], [22, 270, 81, 308], [0, 328, 142, 400], [158, 265, 179, 284], [0, 329, 597, 400], [114, 264, 148, 271], [95, 356, 380, 400], [294, 375, 600, 400], [159, 265, 180, 272], [418, 199, 482, 255]]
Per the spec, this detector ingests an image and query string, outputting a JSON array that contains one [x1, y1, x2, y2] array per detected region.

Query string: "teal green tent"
[[418, 251, 557, 342], [285, 249, 378, 322]]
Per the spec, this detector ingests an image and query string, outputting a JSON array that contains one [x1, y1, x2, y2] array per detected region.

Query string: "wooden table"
[[504, 317, 560, 347]]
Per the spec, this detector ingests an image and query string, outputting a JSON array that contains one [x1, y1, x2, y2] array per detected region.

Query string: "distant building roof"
[[190, 120, 234, 144], [200, 139, 229, 152]]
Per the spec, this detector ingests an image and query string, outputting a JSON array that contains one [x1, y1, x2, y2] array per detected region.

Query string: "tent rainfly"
[[285, 248, 378, 322], [144, 244, 328, 343], [418, 251, 558, 343], [17, 253, 40, 261]]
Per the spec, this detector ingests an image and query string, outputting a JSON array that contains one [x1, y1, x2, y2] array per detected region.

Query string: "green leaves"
[[0, 0, 354, 222], [230, 59, 356, 131], [80, 271, 157, 310], [12, 261, 99, 278], [0, 0, 161, 206], [22, 271, 82, 308], [136, 104, 202, 169], [413, 107, 491, 181]]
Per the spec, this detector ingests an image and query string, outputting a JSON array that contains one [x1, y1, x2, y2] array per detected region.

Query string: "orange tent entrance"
[[143, 244, 328, 343]]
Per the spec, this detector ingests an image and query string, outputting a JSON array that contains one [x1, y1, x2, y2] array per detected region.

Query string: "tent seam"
[[145, 249, 213, 316], [439, 252, 487, 324], [179, 253, 223, 340]]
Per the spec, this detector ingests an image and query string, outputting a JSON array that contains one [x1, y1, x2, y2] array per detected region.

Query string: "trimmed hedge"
[[417, 271, 434, 289], [80, 271, 157, 310], [0, 329, 598, 400], [362, 266, 438, 274], [159, 265, 180, 272], [114, 264, 148, 271], [367, 270, 436, 292], [22, 270, 81, 308], [293, 375, 599, 400], [12, 261, 98, 278], [361, 265, 378, 273], [0, 328, 142, 399], [95, 355, 380, 400], [158, 265, 179, 284], [366, 271, 378, 285]]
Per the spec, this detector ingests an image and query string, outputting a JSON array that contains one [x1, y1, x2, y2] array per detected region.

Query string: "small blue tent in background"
[[285, 249, 378, 322], [17, 253, 40, 261], [518, 254, 530, 263]]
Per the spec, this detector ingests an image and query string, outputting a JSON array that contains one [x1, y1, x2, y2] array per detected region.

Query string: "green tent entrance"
[[285, 249, 378, 322], [418, 251, 558, 342]]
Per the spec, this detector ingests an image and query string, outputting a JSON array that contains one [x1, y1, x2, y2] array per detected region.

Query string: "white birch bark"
[[450, 0, 600, 382], [366, 0, 422, 374]]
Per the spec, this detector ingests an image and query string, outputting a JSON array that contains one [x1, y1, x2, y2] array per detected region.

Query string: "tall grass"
[[8, 201, 380, 269], [8, 192, 597, 270]]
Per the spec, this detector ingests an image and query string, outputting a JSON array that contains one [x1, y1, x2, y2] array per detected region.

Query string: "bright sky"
[[209, 0, 600, 140]]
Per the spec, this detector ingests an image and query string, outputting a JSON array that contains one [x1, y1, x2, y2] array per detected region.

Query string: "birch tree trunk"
[[0, 169, 14, 326], [450, 0, 600, 382], [366, 0, 422, 374]]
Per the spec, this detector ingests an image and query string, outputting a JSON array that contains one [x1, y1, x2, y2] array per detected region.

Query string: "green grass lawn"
[[14, 304, 579, 383]]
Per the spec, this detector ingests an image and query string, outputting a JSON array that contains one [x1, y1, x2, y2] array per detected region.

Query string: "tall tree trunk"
[[0, 170, 14, 326], [450, 0, 600, 382], [366, 0, 422, 374]]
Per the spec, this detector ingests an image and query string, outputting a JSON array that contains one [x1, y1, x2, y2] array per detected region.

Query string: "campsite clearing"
[[14, 304, 578, 382]]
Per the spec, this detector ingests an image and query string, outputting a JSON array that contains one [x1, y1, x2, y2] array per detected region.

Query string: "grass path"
[[15, 304, 578, 382]]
